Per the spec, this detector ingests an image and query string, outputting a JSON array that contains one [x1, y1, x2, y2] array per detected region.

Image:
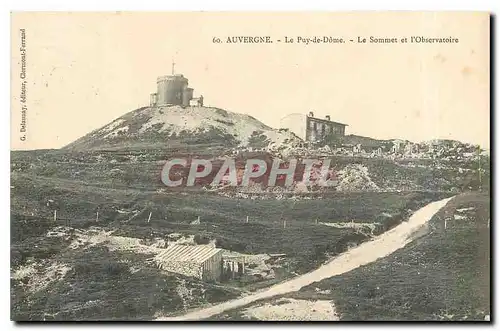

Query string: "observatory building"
[[149, 62, 203, 108], [280, 112, 348, 142]]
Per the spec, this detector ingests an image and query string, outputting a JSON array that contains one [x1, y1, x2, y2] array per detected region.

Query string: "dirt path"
[[157, 196, 455, 321]]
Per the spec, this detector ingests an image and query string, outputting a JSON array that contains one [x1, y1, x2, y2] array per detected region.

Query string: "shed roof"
[[156, 244, 222, 264]]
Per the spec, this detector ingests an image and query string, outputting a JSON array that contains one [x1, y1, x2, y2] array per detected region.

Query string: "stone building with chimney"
[[280, 112, 348, 142]]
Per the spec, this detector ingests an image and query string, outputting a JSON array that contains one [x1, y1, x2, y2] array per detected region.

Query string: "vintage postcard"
[[10, 12, 490, 321]]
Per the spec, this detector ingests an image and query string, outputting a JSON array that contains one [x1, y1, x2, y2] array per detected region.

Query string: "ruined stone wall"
[[157, 260, 203, 279]]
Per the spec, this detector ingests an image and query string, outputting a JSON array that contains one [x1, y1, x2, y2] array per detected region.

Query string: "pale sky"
[[11, 12, 490, 150]]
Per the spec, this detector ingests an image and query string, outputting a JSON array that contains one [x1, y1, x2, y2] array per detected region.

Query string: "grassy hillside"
[[11, 149, 455, 321], [12, 170, 450, 273], [11, 147, 488, 193], [11, 243, 241, 321], [10, 141, 488, 321], [296, 193, 490, 321], [213, 192, 490, 321]]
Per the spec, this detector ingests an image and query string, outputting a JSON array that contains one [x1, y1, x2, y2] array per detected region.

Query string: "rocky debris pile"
[[335, 164, 380, 192], [61, 227, 170, 254], [167, 233, 196, 246], [319, 221, 381, 236], [155, 259, 203, 279], [225, 135, 488, 169], [222, 250, 276, 280], [176, 278, 196, 310], [12, 261, 72, 294]]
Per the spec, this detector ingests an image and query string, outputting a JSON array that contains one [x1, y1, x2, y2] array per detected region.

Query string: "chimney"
[[308, 111, 314, 117], [325, 115, 331, 121]]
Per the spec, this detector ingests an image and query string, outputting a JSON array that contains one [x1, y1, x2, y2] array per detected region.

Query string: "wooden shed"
[[155, 244, 223, 281]]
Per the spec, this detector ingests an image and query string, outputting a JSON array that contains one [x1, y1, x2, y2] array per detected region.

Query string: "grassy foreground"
[[11, 173, 450, 320], [213, 192, 490, 321]]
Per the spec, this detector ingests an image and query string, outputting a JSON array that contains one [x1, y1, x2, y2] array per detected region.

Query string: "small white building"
[[155, 244, 223, 281]]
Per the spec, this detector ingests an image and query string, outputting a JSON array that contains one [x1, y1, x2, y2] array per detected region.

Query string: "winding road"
[[158, 196, 454, 321]]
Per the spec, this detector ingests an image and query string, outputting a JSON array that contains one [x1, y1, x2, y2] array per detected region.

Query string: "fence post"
[[96, 211, 99, 222], [53, 210, 57, 222], [246, 216, 249, 224], [283, 220, 286, 229]]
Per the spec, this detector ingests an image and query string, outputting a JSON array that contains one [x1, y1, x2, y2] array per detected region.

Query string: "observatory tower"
[[149, 61, 203, 107]]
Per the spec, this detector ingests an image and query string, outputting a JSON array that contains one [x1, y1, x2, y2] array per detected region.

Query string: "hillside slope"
[[293, 193, 491, 321], [64, 106, 301, 151], [214, 192, 490, 321]]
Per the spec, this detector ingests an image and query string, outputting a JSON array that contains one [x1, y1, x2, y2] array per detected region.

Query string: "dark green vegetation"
[[215, 192, 490, 321], [12, 170, 450, 272], [297, 192, 490, 321], [10, 144, 488, 321], [12, 245, 240, 321], [11, 144, 488, 193]]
